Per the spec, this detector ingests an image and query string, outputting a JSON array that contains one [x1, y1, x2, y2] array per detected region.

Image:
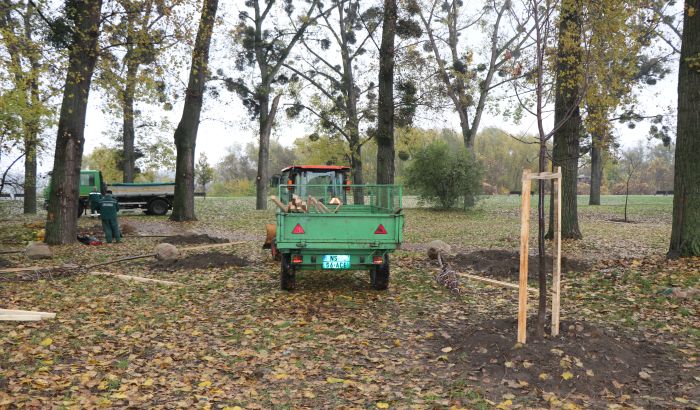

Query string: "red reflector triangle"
[[374, 224, 387, 234], [292, 223, 305, 234]]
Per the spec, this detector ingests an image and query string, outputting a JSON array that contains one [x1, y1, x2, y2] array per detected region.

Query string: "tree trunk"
[[669, 4, 700, 257], [45, 0, 102, 245], [589, 133, 602, 205], [549, 0, 582, 240], [170, 0, 218, 221], [376, 0, 396, 185], [624, 178, 630, 222], [350, 142, 364, 204], [23, 129, 37, 214], [255, 94, 280, 210], [122, 58, 138, 183]]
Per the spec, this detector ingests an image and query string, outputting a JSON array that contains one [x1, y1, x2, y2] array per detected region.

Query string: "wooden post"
[[518, 170, 532, 344], [551, 166, 563, 336]]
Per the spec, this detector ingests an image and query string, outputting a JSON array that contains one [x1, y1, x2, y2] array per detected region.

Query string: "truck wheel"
[[370, 255, 390, 290], [280, 253, 296, 291], [148, 198, 169, 216]]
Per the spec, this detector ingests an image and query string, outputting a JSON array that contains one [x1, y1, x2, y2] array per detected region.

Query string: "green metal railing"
[[277, 184, 402, 212]]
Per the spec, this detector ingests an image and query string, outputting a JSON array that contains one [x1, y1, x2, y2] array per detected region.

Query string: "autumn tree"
[[169, 0, 218, 221], [97, 0, 187, 183], [45, 0, 103, 244], [227, 0, 322, 210], [283, 1, 382, 203], [415, 0, 534, 149], [669, 2, 700, 257], [195, 152, 213, 195], [0, 0, 58, 214]]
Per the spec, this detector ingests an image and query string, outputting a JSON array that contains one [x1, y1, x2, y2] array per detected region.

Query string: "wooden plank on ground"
[[0, 314, 43, 321], [518, 171, 532, 344], [90, 271, 181, 286], [0, 266, 45, 273], [0, 309, 55, 319], [455, 271, 538, 293]]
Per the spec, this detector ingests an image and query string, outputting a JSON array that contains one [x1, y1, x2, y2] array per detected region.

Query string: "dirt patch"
[[448, 249, 590, 279], [159, 234, 229, 245], [150, 251, 249, 270], [431, 318, 697, 407]]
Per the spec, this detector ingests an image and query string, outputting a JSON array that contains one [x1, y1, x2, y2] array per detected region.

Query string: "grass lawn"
[[0, 195, 697, 408]]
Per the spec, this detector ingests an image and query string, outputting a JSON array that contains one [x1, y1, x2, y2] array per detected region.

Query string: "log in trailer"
[[265, 165, 404, 291]]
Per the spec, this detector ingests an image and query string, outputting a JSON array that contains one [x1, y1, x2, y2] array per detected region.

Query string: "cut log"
[[90, 271, 181, 286], [269, 196, 288, 213], [334, 203, 343, 213]]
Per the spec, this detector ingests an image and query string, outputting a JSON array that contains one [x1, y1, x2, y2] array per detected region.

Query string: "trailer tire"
[[370, 255, 390, 290], [148, 198, 169, 216], [281, 253, 296, 291]]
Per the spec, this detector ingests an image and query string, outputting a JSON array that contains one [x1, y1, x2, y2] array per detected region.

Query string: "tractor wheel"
[[148, 198, 169, 216], [370, 255, 390, 290], [280, 253, 296, 291]]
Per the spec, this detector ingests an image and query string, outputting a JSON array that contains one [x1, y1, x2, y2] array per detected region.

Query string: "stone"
[[427, 240, 451, 260], [155, 243, 179, 261], [25, 243, 52, 260]]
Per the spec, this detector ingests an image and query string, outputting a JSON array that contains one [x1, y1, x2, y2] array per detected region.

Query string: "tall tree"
[[229, 0, 321, 210], [0, 0, 57, 214], [669, 1, 700, 257], [97, 0, 186, 182], [376, 0, 396, 184], [170, 0, 218, 221], [283, 1, 381, 202], [549, 0, 583, 240], [416, 0, 533, 149], [45, 0, 103, 245]]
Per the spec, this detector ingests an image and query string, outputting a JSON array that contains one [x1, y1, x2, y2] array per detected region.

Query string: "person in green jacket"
[[99, 190, 121, 243], [88, 188, 102, 216]]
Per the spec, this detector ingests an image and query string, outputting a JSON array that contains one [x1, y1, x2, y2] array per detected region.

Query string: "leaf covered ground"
[[0, 196, 697, 409]]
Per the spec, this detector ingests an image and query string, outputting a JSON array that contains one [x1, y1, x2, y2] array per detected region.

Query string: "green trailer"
[[270, 166, 404, 291]]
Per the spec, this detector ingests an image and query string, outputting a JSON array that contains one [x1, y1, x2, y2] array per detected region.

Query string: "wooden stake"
[[518, 170, 532, 344], [90, 272, 181, 286], [552, 166, 563, 336], [455, 271, 537, 293], [0, 314, 44, 321], [0, 266, 45, 273]]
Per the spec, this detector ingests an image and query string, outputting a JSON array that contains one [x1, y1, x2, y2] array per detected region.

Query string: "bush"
[[405, 141, 482, 209]]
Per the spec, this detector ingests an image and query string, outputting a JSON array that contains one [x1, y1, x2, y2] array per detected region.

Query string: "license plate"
[[322, 255, 350, 269]]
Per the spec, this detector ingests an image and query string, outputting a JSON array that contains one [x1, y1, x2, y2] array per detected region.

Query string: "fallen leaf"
[[562, 371, 574, 380], [143, 378, 154, 387], [441, 347, 453, 353], [638, 371, 651, 381], [505, 361, 514, 368], [376, 402, 389, 409], [326, 377, 344, 384], [198, 380, 212, 388], [539, 373, 550, 380], [39, 338, 52, 347]]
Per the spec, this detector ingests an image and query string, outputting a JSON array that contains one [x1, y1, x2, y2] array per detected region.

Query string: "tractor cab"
[[271, 165, 351, 204]]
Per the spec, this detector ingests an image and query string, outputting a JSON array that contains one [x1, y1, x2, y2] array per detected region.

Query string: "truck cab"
[[271, 165, 351, 204]]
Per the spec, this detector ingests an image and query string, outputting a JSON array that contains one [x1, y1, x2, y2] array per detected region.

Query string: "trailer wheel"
[[280, 253, 296, 291], [148, 198, 169, 216], [370, 255, 390, 290], [271, 239, 282, 261]]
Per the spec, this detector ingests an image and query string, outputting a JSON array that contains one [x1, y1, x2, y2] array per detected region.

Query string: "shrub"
[[405, 141, 482, 209]]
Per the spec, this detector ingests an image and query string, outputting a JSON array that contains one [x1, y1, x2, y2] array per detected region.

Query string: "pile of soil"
[[448, 249, 590, 279], [151, 251, 249, 270], [432, 318, 697, 407], [159, 234, 228, 245]]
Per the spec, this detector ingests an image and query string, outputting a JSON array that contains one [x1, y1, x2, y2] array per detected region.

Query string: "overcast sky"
[[21, 0, 682, 176]]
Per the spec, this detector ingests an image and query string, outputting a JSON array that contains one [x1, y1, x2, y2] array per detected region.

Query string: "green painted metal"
[[275, 184, 404, 270]]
